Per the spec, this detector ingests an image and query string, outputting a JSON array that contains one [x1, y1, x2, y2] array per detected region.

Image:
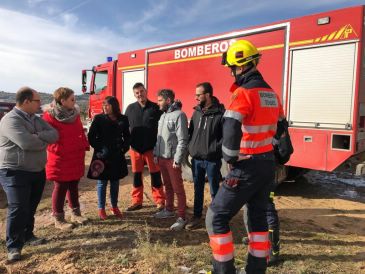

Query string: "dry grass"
[[0, 160, 365, 273]]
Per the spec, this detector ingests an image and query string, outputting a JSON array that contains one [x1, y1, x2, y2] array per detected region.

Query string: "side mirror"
[[82, 70, 87, 94]]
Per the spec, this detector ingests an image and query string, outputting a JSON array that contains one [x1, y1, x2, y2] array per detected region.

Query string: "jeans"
[[97, 180, 120, 209], [191, 158, 221, 218], [0, 169, 46, 251]]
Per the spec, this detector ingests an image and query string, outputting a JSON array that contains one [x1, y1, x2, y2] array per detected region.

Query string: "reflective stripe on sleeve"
[[242, 123, 277, 134], [223, 110, 243, 123], [222, 145, 240, 157]]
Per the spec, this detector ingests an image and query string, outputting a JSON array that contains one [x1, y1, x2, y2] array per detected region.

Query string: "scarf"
[[48, 101, 79, 123]]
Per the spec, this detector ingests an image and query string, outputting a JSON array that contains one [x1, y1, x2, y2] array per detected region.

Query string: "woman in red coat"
[[43, 87, 89, 230]]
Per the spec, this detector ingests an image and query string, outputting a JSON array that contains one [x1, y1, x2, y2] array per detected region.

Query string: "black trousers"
[[0, 169, 46, 251], [206, 152, 275, 274]]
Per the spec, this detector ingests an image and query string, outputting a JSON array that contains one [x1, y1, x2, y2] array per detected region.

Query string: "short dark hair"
[[15, 86, 36, 105], [133, 82, 145, 90], [157, 89, 175, 101], [104, 96, 121, 117], [196, 82, 213, 96]]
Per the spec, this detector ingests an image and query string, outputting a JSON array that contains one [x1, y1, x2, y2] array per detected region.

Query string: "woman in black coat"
[[87, 96, 130, 220]]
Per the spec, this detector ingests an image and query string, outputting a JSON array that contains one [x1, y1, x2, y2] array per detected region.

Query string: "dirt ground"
[[0, 151, 364, 273]]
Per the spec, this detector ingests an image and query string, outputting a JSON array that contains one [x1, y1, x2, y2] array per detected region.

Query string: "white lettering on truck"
[[174, 39, 235, 60]]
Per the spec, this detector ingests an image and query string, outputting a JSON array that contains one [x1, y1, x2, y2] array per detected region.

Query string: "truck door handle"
[[304, 136, 312, 142]]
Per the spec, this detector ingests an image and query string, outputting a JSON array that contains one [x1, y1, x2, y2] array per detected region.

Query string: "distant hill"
[[0, 91, 90, 119]]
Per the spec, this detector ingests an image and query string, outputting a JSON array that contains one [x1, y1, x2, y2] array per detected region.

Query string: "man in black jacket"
[[186, 82, 225, 230], [125, 83, 165, 211]]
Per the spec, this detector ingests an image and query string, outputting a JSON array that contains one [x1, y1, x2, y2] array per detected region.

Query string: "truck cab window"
[[94, 71, 108, 94]]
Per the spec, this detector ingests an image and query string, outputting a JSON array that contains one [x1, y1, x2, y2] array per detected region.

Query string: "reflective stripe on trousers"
[[209, 231, 234, 262], [248, 231, 270, 258]]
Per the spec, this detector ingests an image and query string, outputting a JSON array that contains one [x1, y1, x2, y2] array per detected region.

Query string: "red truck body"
[[0, 102, 15, 120], [83, 5, 365, 173]]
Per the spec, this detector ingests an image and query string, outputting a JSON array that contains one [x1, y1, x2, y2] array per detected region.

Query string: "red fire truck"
[[82, 5, 365, 178]]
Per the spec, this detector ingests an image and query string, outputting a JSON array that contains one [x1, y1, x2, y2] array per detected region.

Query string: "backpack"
[[273, 119, 294, 165]]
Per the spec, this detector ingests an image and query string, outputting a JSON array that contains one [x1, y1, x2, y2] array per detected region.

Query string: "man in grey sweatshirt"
[[153, 89, 188, 231], [0, 87, 58, 261]]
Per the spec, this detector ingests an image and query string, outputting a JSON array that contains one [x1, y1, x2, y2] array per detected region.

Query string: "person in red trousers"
[[43, 87, 89, 230]]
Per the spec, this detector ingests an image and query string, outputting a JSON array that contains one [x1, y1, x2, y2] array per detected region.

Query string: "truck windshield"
[[94, 71, 108, 94]]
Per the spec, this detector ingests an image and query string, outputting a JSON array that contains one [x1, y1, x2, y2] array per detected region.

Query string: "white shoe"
[[170, 217, 187, 231], [153, 209, 175, 219]]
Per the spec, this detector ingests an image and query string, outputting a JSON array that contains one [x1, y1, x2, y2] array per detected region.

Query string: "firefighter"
[[205, 40, 284, 274]]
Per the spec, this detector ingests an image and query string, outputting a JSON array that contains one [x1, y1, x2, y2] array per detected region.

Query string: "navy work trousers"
[[206, 152, 275, 274], [0, 169, 46, 251]]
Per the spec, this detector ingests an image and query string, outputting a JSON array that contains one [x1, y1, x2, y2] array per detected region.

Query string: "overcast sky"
[[1, 0, 364, 94]]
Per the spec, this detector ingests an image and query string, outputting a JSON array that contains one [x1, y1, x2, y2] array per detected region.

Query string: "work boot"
[[98, 208, 108, 220], [186, 216, 202, 230], [110, 207, 123, 219], [71, 208, 88, 224], [268, 227, 280, 266], [54, 213, 73, 230], [126, 204, 143, 211]]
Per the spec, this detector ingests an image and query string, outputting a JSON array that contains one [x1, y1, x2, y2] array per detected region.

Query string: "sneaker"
[[7, 249, 21, 261], [170, 217, 187, 231], [98, 208, 108, 220], [156, 203, 165, 211], [186, 216, 202, 230], [25, 235, 46, 246], [153, 209, 175, 219], [110, 207, 123, 219], [126, 204, 143, 211]]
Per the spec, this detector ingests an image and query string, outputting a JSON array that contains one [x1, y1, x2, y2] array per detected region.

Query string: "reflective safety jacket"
[[222, 70, 284, 163]]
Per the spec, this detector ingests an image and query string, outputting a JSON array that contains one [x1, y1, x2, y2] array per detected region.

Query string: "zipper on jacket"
[[157, 113, 166, 157], [198, 117, 202, 129]]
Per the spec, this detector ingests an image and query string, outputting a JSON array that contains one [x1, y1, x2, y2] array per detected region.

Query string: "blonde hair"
[[53, 87, 74, 104]]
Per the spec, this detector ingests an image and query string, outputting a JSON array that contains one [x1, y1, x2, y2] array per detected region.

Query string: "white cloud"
[[61, 13, 79, 27], [27, 0, 48, 7], [0, 8, 148, 94], [121, 0, 169, 34]]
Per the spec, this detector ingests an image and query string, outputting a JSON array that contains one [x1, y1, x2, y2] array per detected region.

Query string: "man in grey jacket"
[[0, 87, 58, 261], [153, 89, 188, 231]]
